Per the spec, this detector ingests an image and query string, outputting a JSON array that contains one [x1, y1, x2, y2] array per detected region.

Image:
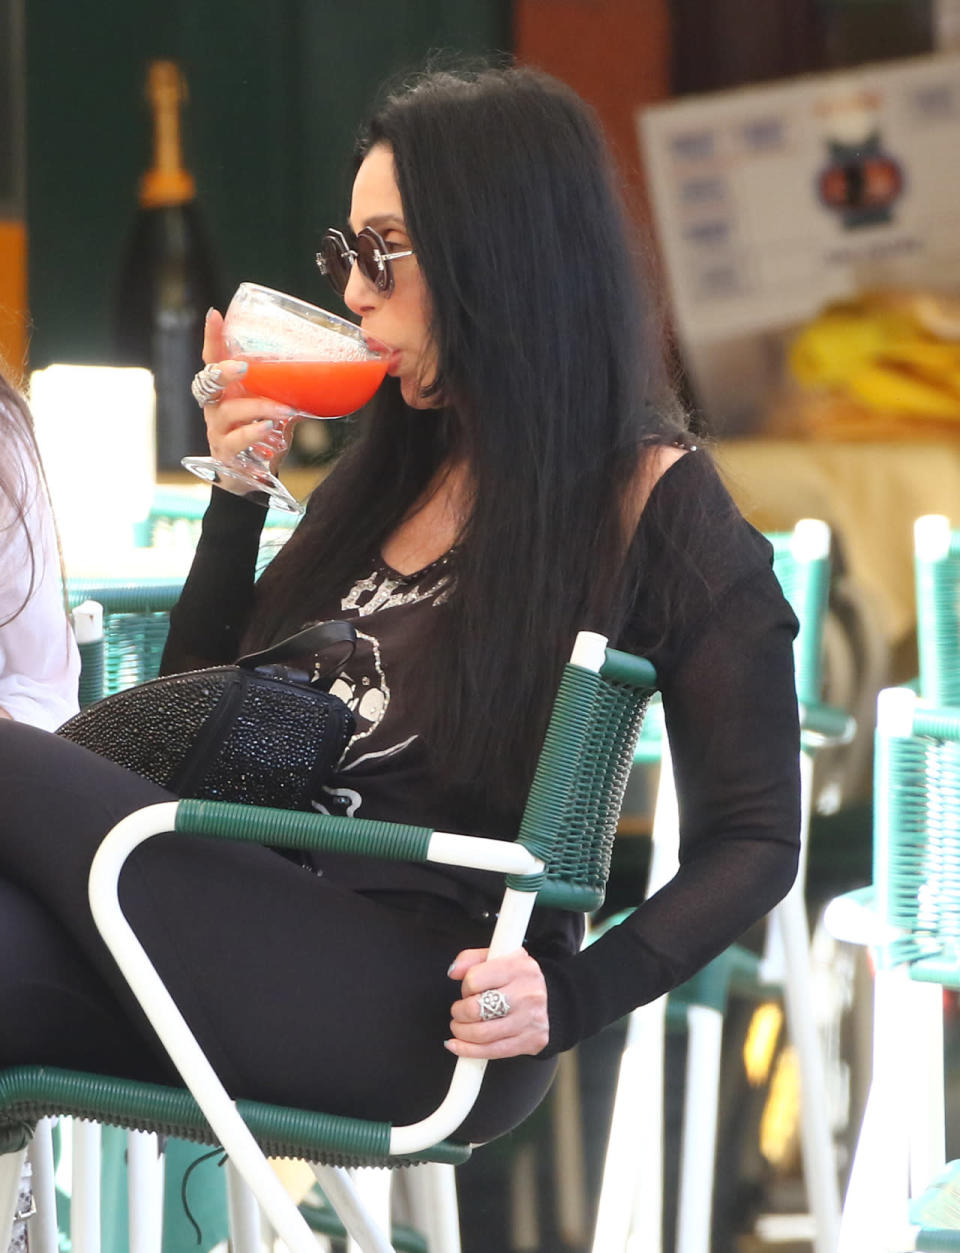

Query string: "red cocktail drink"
[[241, 357, 388, 417], [182, 282, 390, 513]]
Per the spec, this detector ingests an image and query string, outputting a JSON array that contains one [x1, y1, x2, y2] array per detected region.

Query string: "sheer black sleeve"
[[536, 453, 802, 1055], [159, 488, 268, 674]]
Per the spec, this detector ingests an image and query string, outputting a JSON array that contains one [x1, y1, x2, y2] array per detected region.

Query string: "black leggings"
[[0, 721, 556, 1143]]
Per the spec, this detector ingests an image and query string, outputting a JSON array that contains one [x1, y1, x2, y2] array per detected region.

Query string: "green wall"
[[25, 0, 509, 368]]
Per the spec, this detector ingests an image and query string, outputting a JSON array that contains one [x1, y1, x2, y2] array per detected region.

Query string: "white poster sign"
[[639, 54, 960, 431]]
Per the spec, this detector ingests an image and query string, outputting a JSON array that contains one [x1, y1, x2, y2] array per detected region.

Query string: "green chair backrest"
[[873, 689, 960, 984], [517, 646, 657, 911], [633, 520, 832, 770], [914, 515, 960, 708], [137, 486, 298, 564], [767, 519, 831, 708], [68, 579, 185, 705]]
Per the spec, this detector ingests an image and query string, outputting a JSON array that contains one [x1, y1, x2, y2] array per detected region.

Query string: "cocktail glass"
[[182, 282, 389, 514]]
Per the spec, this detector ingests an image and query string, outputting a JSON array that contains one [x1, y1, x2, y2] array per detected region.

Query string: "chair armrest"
[[176, 799, 434, 862], [88, 799, 544, 1194], [821, 885, 895, 948], [913, 706, 960, 741], [600, 648, 657, 688], [174, 799, 542, 878], [799, 700, 856, 747]]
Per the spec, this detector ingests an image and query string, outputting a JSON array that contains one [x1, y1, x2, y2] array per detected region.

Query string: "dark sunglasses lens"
[[320, 236, 350, 294], [356, 232, 389, 292]]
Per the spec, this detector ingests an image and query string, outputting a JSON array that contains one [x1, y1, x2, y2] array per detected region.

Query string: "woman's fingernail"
[[258, 419, 275, 430], [233, 361, 249, 375], [447, 962, 458, 977], [444, 1040, 459, 1054]]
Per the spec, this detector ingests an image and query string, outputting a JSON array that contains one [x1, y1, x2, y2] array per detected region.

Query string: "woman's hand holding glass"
[[187, 284, 389, 512], [197, 308, 295, 489]]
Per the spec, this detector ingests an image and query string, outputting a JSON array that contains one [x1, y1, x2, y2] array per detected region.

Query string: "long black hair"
[[0, 367, 46, 626], [247, 64, 687, 804]]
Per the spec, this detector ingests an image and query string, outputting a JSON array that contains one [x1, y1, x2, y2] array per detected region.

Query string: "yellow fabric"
[[269, 1158, 317, 1205], [716, 439, 960, 648]]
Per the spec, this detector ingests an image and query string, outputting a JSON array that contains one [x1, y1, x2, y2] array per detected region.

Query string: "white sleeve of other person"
[[0, 443, 80, 729]]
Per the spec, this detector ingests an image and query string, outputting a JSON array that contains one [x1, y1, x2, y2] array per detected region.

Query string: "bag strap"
[[236, 620, 357, 680]]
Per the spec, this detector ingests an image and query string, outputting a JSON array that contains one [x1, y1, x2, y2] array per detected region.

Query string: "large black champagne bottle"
[[114, 60, 220, 470]]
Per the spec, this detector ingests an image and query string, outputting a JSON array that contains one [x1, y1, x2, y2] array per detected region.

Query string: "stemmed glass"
[[182, 282, 389, 514]]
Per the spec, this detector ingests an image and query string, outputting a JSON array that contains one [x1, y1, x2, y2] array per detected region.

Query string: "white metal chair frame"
[[87, 801, 546, 1253]]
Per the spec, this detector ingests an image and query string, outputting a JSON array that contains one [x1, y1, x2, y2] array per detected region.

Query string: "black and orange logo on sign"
[[817, 136, 905, 229]]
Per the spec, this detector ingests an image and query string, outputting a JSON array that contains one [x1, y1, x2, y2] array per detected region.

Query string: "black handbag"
[[57, 621, 357, 810]]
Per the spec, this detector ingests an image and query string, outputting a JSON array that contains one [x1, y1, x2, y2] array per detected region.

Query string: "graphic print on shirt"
[[328, 628, 392, 747], [340, 561, 453, 616], [312, 559, 453, 818]]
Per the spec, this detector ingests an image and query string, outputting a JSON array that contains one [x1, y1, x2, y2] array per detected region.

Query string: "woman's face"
[[344, 143, 438, 409]]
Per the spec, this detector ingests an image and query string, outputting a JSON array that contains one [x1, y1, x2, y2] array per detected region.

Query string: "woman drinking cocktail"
[[0, 64, 800, 1150]]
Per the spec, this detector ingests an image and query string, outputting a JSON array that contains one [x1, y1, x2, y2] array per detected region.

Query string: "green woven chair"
[[825, 690, 960, 1252], [821, 517, 960, 1250], [135, 486, 298, 547], [132, 486, 211, 548], [915, 514, 960, 708], [0, 630, 656, 1253], [592, 519, 855, 1253], [68, 579, 186, 706], [69, 487, 300, 706]]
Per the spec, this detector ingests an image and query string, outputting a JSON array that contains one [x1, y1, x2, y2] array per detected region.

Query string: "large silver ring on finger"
[[191, 364, 225, 409], [478, 989, 511, 1021]]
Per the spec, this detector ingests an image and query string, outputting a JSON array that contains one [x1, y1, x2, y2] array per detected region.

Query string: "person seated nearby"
[[0, 367, 80, 729]]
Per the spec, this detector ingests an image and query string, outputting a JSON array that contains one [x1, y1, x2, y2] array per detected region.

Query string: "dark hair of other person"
[[0, 366, 43, 627], [247, 65, 690, 805]]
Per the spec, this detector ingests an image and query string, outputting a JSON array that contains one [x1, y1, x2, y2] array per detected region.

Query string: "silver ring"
[[478, 989, 511, 1021], [191, 364, 225, 409]]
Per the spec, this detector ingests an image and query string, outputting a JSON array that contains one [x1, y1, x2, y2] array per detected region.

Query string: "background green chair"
[[68, 580, 186, 706], [70, 484, 299, 707], [135, 486, 298, 557], [914, 514, 960, 709], [820, 513, 960, 1250], [591, 519, 855, 1253], [826, 689, 960, 1252], [0, 631, 658, 1253]]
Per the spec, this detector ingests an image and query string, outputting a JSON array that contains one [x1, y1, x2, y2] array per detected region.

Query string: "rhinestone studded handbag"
[[57, 621, 356, 810]]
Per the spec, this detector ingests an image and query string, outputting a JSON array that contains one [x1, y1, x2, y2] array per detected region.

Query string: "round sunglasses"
[[315, 227, 414, 297]]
